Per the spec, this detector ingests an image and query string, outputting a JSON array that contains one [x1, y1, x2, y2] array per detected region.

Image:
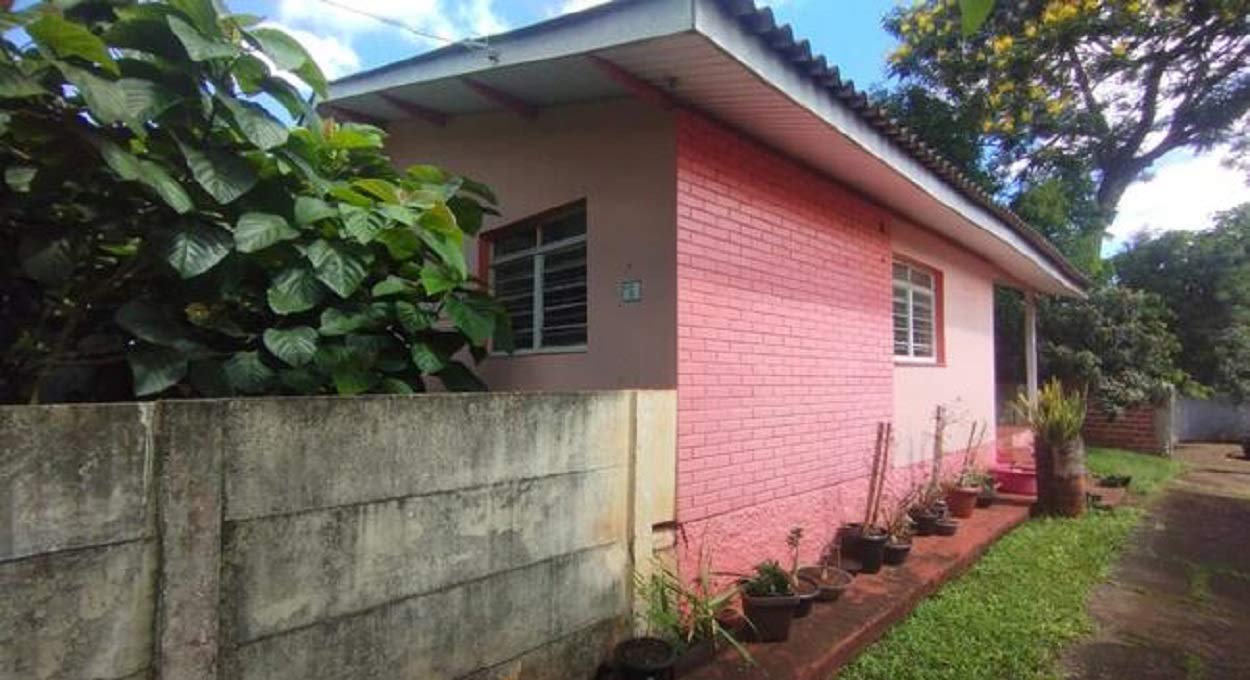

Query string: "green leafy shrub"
[[742, 560, 793, 598], [0, 0, 508, 403]]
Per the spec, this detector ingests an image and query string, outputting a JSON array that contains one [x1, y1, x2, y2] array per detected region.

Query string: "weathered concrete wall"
[[1, 391, 676, 680], [1177, 394, 1249, 443]]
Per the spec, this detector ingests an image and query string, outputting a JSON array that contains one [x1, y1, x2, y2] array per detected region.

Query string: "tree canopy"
[[885, 0, 1250, 226], [0, 0, 508, 404], [1114, 203, 1250, 399]]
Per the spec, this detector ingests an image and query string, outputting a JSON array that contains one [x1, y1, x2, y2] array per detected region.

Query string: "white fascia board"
[[691, 0, 1083, 297], [330, 0, 696, 102]]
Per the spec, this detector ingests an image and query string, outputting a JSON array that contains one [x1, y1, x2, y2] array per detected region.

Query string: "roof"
[[327, 0, 1088, 296]]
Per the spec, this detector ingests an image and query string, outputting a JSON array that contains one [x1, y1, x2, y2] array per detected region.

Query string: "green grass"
[[838, 448, 1183, 680], [1086, 447, 1182, 496]]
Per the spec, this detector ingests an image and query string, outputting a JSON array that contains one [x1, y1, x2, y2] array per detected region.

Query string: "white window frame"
[[489, 207, 588, 355], [893, 259, 939, 364]]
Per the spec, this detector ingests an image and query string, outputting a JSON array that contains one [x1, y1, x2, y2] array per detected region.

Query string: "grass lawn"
[[837, 447, 1180, 680]]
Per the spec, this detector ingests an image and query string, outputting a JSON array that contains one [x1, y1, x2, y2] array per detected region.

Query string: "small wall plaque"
[[620, 279, 642, 303]]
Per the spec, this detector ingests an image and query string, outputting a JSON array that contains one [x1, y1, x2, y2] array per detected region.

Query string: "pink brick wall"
[[675, 111, 897, 574]]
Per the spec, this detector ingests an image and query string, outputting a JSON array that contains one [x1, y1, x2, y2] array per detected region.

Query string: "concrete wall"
[[386, 99, 678, 392], [1178, 395, 1250, 443], [890, 218, 1000, 468], [1, 392, 676, 680]]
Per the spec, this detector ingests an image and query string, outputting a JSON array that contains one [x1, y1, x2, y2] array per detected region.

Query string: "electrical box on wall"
[[619, 279, 642, 303]]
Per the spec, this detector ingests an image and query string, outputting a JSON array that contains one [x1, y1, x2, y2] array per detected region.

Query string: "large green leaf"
[[267, 266, 325, 314], [5, 166, 35, 192], [234, 212, 299, 252], [263, 326, 318, 367], [437, 361, 487, 392], [340, 204, 386, 244], [420, 263, 461, 295], [128, 346, 188, 396], [319, 305, 386, 336], [19, 235, 74, 285], [222, 351, 275, 394], [306, 239, 369, 298], [447, 196, 484, 235], [394, 301, 434, 333], [98, 139, 192, 214], [410, 342, 448, 374], [219, 94, 288, 150], [115, 300, 202, 352], [375, 227, 422, 261], [414, 226, 466, 277], [177, 139, 258, 204], [331, 365, 374, 395], [295, 196, 336, 226], [0, 65, 46, 98], [162, 223, 231, 278], [960, 0, 995, 36], [370, 275, 420, 298], [353, 178, 399, 204], [247, 27, 327, 98], [445, 296, 497, 346], [167, 15, 237, 61], [28, 14, 120, 76], [118, 78, 179, 121], [230, 54, 270, 94], [61, 65, 131, 125]]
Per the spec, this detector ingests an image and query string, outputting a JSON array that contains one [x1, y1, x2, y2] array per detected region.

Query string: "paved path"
[[1062, 443, 1250, 680]]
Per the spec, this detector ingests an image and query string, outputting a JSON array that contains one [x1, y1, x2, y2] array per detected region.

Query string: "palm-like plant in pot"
[[741, 560, 801, 643], [1014, 379, 1088, 517]]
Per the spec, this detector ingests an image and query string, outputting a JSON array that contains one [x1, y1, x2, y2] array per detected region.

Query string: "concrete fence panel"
[[1, 391, 676, 680]]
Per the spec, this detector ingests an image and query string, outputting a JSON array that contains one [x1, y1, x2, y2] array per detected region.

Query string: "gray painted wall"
[[1178, 395, 1250, 442], [1, 391, 676, 680]]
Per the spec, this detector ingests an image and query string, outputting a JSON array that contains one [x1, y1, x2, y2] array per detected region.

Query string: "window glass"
[[893, 260, 938, 360], [489, 203, 588, 351]]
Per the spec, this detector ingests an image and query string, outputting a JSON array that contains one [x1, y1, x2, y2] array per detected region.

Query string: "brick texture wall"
[[1083, 401, 1169, 454], [674, 111, 897, 573]]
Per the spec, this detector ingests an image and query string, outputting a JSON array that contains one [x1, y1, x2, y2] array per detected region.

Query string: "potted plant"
[[947, 469, 988, 518], [741, 560, 801, 643], [1014, 379, 1088, 517], [934, 516, 959, 536], [631, 553, 753, 675], [909, 484, 945, 536], [798, 542, 853, 601], [786, 528, 820, 618], [883, 491, 916, 566], [614, 637, 677, 680]]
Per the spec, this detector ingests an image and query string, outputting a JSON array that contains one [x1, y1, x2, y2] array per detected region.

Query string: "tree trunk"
[[1035, 436, 1087, 517]]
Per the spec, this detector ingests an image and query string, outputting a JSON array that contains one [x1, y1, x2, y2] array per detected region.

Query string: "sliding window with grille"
[[488, 202, 588, 352]]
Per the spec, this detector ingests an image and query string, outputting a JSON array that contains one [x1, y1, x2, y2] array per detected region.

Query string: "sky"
[[182, 1, 1250, 248]]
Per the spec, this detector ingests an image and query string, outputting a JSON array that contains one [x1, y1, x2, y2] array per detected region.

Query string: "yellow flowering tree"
[[886, 0, 1250, 224]]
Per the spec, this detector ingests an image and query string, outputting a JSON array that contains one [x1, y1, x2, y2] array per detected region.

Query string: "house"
[[324, 0, 1087, 573]]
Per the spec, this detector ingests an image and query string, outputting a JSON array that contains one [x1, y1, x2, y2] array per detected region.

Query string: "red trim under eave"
[[892, 252, 946, 367]]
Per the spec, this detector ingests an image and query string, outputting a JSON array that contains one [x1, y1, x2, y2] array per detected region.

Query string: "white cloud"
[[548, 0, 610, 17], [1108, 148, 1250, 246], [276, 0, 505, 46], [269, 25, 362, 80]]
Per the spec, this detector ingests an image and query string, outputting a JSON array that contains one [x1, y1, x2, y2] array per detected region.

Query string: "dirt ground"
[[1061, 443, 1250, 680]]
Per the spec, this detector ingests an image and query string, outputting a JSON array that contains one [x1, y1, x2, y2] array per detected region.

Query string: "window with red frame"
[[892, 259, 939, 361], [486, 202, 587, 351]]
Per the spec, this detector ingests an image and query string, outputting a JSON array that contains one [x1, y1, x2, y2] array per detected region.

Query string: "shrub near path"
[[838, 447, 1180, 680]]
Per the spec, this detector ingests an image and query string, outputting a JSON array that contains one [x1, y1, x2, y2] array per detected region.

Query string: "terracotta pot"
[[883, 540, 912, 566], [742, 594, 801, 642], [797, 565, 853, 601], [946, 486, 980, 518], [614, 637, 676, 680]]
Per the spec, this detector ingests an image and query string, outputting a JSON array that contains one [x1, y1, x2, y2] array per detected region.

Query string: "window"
[[488, 202, 587, 352], [893, 259, 939, 361]]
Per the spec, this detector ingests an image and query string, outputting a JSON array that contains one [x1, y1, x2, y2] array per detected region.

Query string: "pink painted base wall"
[[674, 111, 895, 574]]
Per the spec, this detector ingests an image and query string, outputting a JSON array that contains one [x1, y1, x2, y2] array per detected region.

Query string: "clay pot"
[[742, 593, 801, 642], [797, 565, 853, 602], [883, 540, 912, 566], [934, 518, 959, 536], [614, 637, 676, 680], [946, 486, 980, 518], [793, 577, 819, 618]]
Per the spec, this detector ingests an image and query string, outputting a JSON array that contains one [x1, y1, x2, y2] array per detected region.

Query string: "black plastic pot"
[[837, 523, 864, 561], [935, 518, 959, 537], [793, 577, 819, 618], [883, 540, 912, 566], [910, 510, 939, 536], [797, 565, 853, 601], [976, 491, 995, 508], [856, 530, 889, 574], [614, 637, 676, 680], [742, 594, 801, 642]]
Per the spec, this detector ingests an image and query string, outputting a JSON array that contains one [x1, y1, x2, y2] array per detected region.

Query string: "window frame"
[[479, 199, 588, 356], [892, 255, 945, 366]]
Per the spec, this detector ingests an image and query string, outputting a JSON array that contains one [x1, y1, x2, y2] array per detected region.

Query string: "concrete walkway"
[[1062, 443, 1250, 680]]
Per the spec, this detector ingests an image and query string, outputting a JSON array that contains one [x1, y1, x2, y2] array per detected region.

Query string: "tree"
[[1039, 284, 1188, 415], [886, 0, 1250, 225], [1114, 203, 1250, 398], [0, 1, 509, 404]]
